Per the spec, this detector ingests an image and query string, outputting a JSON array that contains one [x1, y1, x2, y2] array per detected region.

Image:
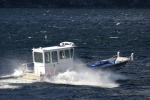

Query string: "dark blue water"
[[0, 8, 150, 100]]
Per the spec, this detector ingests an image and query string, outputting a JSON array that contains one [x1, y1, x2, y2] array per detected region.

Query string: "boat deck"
[[22, 73, 41, 80]]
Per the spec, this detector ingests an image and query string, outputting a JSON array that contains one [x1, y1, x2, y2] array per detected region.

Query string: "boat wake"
[[0, 60, 127, 89], [0, 69, 36, 89], [45, 70, 126, 88], [45, 61, 127, 88]]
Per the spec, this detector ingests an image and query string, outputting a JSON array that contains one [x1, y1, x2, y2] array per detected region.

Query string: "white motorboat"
[[22, 42, 75, 80], [21, 42, 134, 80]]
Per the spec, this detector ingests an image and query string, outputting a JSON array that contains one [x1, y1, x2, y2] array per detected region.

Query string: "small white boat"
[[21, 42, 75, 80], [87, 52, 134, 70]]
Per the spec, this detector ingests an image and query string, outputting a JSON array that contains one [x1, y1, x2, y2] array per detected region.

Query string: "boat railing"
[[109, 52, 134, 61], [106, 55, 117, 61], [22, 62, 34, 73]]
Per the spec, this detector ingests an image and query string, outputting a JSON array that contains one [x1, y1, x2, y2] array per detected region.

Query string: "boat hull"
[[88, 61, 128, 71], [102, 61, 128, 70]]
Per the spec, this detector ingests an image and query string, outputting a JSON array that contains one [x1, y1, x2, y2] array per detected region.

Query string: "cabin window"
[[65, 50, 70, 58], [34, 52, 43, 63], [52, 51, 58, 63], [70, 48, 74, 58], [45, 52, 51, 63], [59, 50, 70, 59], [60, 50, 65, 59]]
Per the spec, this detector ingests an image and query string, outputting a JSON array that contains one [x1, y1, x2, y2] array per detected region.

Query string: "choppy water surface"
[[0, 8, 150, 100]]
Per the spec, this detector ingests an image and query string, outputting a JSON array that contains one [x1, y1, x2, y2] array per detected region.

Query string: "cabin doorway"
[[45, 51, 58, 76]]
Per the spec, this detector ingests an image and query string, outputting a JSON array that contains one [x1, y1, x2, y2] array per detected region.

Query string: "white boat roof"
[[32, 42, 75, 52]]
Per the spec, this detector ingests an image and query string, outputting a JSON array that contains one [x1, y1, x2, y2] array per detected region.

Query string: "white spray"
[[45, 60, 127, 88]]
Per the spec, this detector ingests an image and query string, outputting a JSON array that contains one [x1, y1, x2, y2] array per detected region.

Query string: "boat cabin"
[[30, 42, 75, 76]]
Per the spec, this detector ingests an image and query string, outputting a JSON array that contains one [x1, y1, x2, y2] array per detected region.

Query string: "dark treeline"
[[0, 0, 150, 8]]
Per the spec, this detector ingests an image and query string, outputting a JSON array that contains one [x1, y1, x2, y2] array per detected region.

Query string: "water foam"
[[45, 66, 126, 88], [12, 69, 24, 77], [0, 60, 127, 89], [0, 69, 36, 89], [44, 59, 128, 88], [0, 69, 23, 78]]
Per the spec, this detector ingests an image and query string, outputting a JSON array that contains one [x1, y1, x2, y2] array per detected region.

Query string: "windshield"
[[34, 52, 43, 63]]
